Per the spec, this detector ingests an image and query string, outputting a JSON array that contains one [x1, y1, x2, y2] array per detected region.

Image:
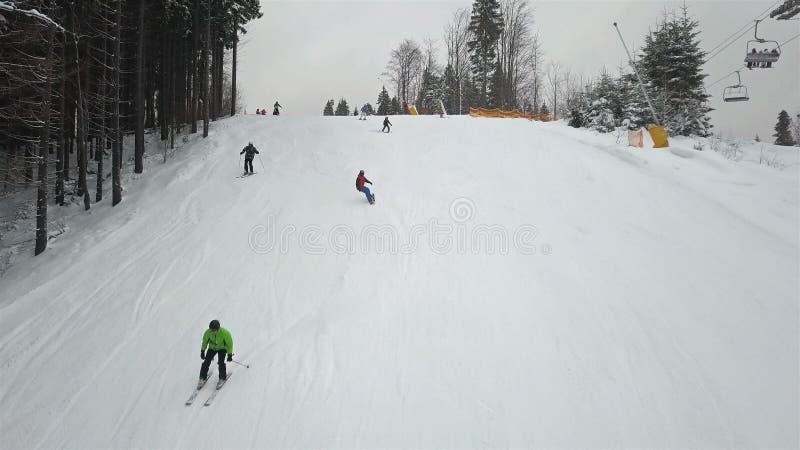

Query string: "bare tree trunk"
[[231, 26, 237, 116], [202, 0, 210, 137], [96, 14, 107, 202], [112, 0, 122, 206], [191, 0, 200, 134], [25, 145, 33, 182], [55, 30, 66, 205], [36, 20, 56, 256], [74, 34, 90, 211], [134, 0, 146, 173]]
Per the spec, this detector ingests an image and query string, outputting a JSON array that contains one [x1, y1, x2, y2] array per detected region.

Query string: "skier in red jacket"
[[356, 170, 375, 204]]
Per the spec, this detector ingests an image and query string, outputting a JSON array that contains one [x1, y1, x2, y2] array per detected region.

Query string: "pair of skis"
[[185, 371, 232, 406], [236, 172, 256, 178]]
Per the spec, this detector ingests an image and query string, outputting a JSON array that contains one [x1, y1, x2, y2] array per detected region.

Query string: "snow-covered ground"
[[0, 115, 797, 448]]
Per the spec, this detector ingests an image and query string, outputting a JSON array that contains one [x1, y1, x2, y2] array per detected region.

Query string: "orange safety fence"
[[469, 107, 551, 122]]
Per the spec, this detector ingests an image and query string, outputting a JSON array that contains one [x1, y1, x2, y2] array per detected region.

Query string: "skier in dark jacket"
[[200, 319, 234, 386], [382, 116, 392, 133], [240, 142, 259, 174], [356, 170, 374, 204], [273, 101, 282, 116]]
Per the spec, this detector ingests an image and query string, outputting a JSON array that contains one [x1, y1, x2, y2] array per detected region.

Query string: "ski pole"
[[231, 359, 250, 368], [257, 154, 265, 170]]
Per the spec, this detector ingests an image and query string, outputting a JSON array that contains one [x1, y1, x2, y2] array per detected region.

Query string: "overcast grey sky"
[[238, 0, 799, 140]]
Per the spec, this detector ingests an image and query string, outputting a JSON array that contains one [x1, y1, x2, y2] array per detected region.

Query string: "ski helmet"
[[359, 170, 364, 175], [209, 320, 220, 330]]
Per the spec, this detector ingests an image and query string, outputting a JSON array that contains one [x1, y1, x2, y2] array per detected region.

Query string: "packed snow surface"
[[1, 115, 797, 448]]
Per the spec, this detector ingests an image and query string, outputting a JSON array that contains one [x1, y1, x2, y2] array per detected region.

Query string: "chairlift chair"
[[723, 71, 750, 102], [744, 20, 781, 68]]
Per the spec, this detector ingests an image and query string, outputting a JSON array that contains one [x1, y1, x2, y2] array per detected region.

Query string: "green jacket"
[[201, 327, 233, 355]]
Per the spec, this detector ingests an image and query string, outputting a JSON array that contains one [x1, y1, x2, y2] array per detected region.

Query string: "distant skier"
[[240, 142, 259, 174], [360, 105, 369, 121], [356, 170, 375, 204], [273, 101, 282, 116], [200, 320, 234, 386], [382, 116, 392, 133]]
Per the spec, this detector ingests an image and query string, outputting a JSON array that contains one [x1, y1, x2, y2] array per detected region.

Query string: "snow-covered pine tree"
[[773, 110, 796, 146], [638, 7, 712, 136], [566, 81, 590, 128], [335, 99, 350, 116], [584, 71, 616, 132], [376, 86, 391, 115], [323, 99, 334, 116], [618, 72, 649, 129]]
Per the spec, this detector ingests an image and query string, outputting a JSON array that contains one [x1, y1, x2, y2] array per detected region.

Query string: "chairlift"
[[723, 71, 749, 102], [744, 20, 781, 68]]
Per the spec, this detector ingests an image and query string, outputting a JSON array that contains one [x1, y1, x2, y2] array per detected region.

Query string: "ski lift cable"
[[706, 1, 784, 63], [706, 0, 782, 55], [705, 25, 758, 62], [707, 32, 800, 88]]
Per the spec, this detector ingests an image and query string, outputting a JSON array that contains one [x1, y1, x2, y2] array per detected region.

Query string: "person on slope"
[[360, 105, 369, 121], [240, 142, 259, 174], [356, 170, 375, 204], [273, 101, 282, 116], [200, 319, 234, 386], [382, 116, 392, 133]]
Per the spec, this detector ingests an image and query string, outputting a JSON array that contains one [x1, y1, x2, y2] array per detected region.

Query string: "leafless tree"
[[497, 0, 532, 109], [525, 33, 543, 113], [444, 9, 471, 113], [546, 60, 565, 120], [384, 39, 423, 105]]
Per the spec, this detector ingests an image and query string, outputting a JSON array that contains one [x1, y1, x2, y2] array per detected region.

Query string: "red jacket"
[[356, 174, 371, 191]]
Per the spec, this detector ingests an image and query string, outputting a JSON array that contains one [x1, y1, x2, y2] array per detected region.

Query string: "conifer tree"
[[638, 7, 711, 136], [376, 86, 391, 115], [773, 110, 796, 146], [618, 73, 649, 129], [442, 64, 459, 114], [585, 70, 617, 132], [390, 96, 400, 115], [489, 67, 505, 108], [323, 99, 334, 116], [468, 0, 504, 107], [335, 98, 350, 116]]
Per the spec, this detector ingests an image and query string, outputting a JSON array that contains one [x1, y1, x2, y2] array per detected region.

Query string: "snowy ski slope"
[[0, 115, 797, 448]]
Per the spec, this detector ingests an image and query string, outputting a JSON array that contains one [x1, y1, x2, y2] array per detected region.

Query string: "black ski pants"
[[244, 157, 254, 173], [382, 124, 391, 132], [201, 348, 227, 380]]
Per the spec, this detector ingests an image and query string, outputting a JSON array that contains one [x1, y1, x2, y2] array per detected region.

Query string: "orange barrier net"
[[469, 107, 551, 121]]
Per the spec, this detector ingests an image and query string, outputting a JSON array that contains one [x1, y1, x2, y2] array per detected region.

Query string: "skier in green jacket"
[[200, 320, 234, 382]]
